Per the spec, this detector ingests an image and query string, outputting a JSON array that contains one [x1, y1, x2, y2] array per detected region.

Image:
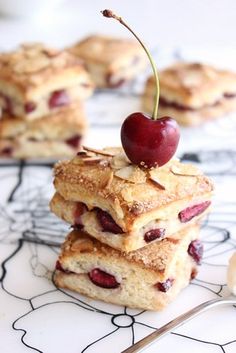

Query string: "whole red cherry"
[[102, 9, 180, 168], [121, 113, 180, 168]]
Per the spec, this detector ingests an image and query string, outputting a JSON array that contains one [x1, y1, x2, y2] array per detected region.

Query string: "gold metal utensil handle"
[[122, 297, 236, 353]]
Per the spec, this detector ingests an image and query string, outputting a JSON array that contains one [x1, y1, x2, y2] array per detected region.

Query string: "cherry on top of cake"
[[101, 9, 180, 169]]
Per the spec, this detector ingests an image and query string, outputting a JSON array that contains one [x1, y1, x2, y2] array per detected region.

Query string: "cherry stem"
[[101, 9, 160, 120]]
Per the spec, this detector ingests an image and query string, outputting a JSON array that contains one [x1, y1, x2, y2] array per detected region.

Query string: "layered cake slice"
[[54, 225, 201, 310], [69, 35, 147, 88], [0, 43, 94, 120], [50, 147, 213, 251], [0, 104, 87, 158], [143, 62, 236, 126]]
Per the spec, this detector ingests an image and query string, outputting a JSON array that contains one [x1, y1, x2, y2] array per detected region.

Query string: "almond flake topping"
[[115, 165, 146, 184], [72, 156, 104, 165], [83, 157, 104, 165], [148, 169, 166, 190], [148, 177, 166, 190], [83, 146, 118, 157], [110, 152, 131, 170], [170, 164, 201, 177]]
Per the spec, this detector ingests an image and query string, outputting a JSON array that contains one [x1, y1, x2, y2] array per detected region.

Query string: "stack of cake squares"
[[50, 147, 213, 310], [0, 43, 94, 159]]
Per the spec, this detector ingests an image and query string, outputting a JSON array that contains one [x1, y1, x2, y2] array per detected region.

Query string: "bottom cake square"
[[54, 225, 201, 311]]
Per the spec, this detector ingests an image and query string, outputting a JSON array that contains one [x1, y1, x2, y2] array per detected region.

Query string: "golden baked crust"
[[53, 147, 213, 231], [54, 226, 199, 310], [0, 43, 94, 101], [69, 35, 147, 87], [0, 103, 87, 140], [145, 62, 236, 109]]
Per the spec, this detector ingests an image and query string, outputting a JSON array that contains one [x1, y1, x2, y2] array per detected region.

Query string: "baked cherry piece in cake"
[[54, 225, 200, 311], [50, 147, 213, 252], [69, 35, 147, 88], [143, 62, 236, 126], [0, 43, 94, 120], [0, 103, 87, 158]]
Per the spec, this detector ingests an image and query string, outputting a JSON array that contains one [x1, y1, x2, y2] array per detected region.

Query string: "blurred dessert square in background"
[[0, 43, 94, 120], [0, 43, 94, 159], [143, 62, 236, 126], [0, 103, 87, 158], [69, 35, 148, 88]]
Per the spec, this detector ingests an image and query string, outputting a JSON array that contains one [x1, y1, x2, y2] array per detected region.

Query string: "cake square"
[[143, 62, 236, 126], [0, 103, 87, 158], [50, 147, 213, 251], [69, 35, 147, 88], [0, 43, 94, 120], [54, 225, 200, 311]]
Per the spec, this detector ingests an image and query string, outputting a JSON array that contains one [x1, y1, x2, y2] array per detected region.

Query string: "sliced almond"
[[170, 164, 201, 177], [110, 152, 131, 170], [115, 165, 146, 184], [83, 157, 105, 165], [148, 177, 166, 190], [71, 238, 94, 253], [75, 150, 95, 159], [83, 146, 117, 157], [115, 165, 134, 181], [72, 156, 104, 165], [148, 169, 166, 190]]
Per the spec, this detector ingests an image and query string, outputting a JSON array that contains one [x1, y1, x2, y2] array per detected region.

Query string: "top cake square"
[[0, 43, 94, 120], [51, 147, 213, 251], [69, 35, 147, 88]]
